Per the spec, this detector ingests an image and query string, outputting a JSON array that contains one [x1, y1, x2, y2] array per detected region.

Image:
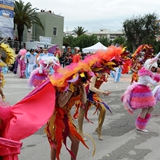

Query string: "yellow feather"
[[104, 62, 116, 66], [0, 43, 16, 65]]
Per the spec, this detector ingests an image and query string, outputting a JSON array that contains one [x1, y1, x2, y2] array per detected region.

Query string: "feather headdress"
[[131, 44, 153, 64], [86, 46, 127, 74], [0, 42, 16, 65], [50, 60, 95, 91]]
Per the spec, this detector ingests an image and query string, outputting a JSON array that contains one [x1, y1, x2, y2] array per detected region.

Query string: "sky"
[[23, 0, 160, 32]]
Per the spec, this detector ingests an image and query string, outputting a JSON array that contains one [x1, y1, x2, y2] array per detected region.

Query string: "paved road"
[[3, 73, 160, 160]]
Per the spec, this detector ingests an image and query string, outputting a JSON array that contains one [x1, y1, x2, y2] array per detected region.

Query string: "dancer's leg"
[[147, 107, 154, 114], [145, 107, 154, 122], [78, 102, 88, 140], [139, 108, 148, 119], [95, 104, 106, 140], [135, 108, 151, 133], [78, 105, 85, 134], [68, 133, 80, 160], [50, 147, 56, 160]]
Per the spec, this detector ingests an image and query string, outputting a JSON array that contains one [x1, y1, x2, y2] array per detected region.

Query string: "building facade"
[[89, 29, 124, 40], [23, 11, 64, 49], [64, 28, 125, 41]]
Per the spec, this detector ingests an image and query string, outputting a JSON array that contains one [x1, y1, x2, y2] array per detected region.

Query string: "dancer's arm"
[[57, 90, 73, 108], [104, 73, 109, 82], [144, 75, 157, 86], [80, 84, 87, 104], [89, 76, 110, 95]]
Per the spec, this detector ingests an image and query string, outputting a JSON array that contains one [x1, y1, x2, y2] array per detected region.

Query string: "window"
[[53, 27, 57, 36]]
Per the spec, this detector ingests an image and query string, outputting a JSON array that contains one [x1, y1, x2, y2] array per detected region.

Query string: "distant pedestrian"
[[110, 66, 122, 82]]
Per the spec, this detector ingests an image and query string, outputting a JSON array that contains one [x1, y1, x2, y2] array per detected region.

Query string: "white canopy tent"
[[82, 42, 108, 53]]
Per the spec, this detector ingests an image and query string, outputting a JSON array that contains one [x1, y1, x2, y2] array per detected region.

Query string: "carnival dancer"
[[45, 60, 97, 160], [16, 49, 27, 78], [130, 57, 142, 84], [130, 44, 154, 84], [78, 72, 111, 141], [28, 56, 60, 88], [25, 49, 37, 78], [152, 84, 160, 104], [13, 51, 21, 74], [121, 57, 160, 133], [0, 42, 16, 101], [35, 48, 43, 67], [151, 53, 160, 103], [110, 66, 122, 83], [37, 47, 53, 62], [76, 46, 129, 141]]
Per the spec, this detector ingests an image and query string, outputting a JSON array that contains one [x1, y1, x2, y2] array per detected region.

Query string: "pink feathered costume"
[[121, 67, 159, 113], [121, 58, 160, 130], [28, 56, 60, 88]]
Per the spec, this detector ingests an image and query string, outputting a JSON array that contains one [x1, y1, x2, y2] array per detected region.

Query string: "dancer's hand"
[[103, 91, 110, 96]]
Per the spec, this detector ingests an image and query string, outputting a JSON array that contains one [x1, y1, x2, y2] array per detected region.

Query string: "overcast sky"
[[23, 0, 160, 32]]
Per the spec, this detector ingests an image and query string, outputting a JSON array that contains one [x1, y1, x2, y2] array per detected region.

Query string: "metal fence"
[[0, 38, 24, 52]]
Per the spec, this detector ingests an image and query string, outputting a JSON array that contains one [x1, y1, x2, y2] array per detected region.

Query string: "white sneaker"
[[136, 128, 148, 134]]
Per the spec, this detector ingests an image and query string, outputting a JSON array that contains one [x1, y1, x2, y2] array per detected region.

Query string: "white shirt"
[[138, 75, 157, 86]]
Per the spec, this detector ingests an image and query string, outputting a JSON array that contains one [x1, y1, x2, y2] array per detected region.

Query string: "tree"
[[99, 36, 111, 46], [73, 26, 88, 37], [76, 34, 98, 49], [63, 35, 76, 48], [63, 34, 98, 50], [14, 0, 44, 47], [123, 13, 159, 52], [112, 36, 126, 46]]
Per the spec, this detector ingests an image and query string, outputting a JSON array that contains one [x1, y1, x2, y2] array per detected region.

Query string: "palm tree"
[[14, 0, 44, 47], [73, 26, 87, 37]]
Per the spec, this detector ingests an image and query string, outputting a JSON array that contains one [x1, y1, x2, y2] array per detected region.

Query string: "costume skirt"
[[44, 107, 88, 160], [121, 83, 155, 113], [130, 84, 155, 109]]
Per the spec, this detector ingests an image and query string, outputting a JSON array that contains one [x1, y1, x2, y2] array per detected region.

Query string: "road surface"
[[3, 73, 160, 160]]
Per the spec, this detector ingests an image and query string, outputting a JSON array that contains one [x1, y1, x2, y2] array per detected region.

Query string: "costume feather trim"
[[0, 43, 16, 65], [138, 67, 153, 77], [121, 82, 138, 114]]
